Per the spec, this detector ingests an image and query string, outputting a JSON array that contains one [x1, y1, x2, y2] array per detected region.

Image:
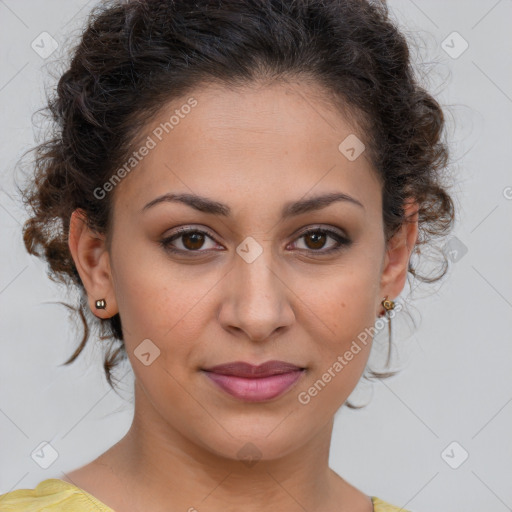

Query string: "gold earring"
[[379, 296, 395, 366], [95, 298, 107, 310], [381, 297, 395, 315]]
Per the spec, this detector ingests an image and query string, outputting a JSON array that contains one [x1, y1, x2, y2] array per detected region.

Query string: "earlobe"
[[378, 198, 419, 302], [68, 209, 118, 318]]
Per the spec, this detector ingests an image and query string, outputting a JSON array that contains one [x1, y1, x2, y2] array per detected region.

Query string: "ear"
[[378, 198, 419, 312], [68, 208, 118, 318]]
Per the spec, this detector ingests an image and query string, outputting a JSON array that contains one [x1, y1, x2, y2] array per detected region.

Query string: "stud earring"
[[95, 298, 107, 310], [380, 297, 395, 316]]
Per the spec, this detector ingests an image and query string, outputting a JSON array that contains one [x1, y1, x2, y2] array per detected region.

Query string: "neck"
[[95, 379, 348, 512]]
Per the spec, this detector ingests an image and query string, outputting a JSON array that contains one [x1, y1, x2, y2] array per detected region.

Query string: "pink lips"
[[202, 360, 306, 402]]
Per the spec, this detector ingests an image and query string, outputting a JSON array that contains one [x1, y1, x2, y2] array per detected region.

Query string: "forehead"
[[112, 80, 381, 218]]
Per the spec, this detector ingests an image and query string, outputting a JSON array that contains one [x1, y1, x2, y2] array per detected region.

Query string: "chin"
[[196, 424, 311, 464]]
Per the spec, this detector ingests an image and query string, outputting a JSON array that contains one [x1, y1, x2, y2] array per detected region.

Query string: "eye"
[[160, 227, 219, 254], [288, 227, 351, 254], [159, 226, 352, 256]]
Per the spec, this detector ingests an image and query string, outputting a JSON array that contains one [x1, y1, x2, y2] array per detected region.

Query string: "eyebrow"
[[141, 191, 365, 218]]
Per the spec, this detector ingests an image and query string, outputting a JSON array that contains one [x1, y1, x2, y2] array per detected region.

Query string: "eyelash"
[[159, 226, 351, 256]]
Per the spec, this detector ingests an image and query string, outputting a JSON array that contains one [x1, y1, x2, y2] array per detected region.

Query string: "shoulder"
[[372, 496, 414, 512], [0, 479, 114, 512]]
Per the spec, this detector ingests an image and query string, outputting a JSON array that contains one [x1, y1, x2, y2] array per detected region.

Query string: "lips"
[[203, 360, 304, 378], [202, 360, 306, 402]]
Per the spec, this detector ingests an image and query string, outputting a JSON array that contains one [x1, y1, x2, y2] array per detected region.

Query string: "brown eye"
[[160, 228, 219, 254], [181, 231, 206, 250], [304, 231, 327, 250], [160, 226, 351, 257], [291, 228, 352, 255]]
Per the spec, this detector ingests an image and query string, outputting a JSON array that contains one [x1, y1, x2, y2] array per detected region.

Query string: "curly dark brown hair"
[[17, 0, 455, 409]]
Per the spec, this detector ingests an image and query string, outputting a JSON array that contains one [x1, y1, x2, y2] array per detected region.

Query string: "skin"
[[65, 80, 418, 512]]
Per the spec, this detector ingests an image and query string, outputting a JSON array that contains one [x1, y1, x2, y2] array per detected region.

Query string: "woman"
[[0, 0, 454, 510]]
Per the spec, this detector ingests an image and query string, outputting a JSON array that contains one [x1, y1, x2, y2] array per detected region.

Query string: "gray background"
[[1, 1, 511, 511]]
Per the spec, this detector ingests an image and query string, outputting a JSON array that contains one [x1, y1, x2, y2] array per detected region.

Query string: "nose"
[[217, 250, 295, 343]]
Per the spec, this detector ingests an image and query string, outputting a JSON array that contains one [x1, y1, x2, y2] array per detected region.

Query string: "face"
[[69, 80, 417, 462]]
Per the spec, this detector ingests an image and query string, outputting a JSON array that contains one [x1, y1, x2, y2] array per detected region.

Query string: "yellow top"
[[0, 479, 412, 511]]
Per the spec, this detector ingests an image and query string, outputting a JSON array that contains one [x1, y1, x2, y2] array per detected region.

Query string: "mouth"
[[201, 360, 307, 402]]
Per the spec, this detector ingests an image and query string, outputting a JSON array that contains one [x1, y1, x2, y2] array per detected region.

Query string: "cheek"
[[293, 257, 380, 337], [296, 294, 376, 416], [111, 252, 220, 388], [291, 260, 379, 399], [111, 237, 204, 336]]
